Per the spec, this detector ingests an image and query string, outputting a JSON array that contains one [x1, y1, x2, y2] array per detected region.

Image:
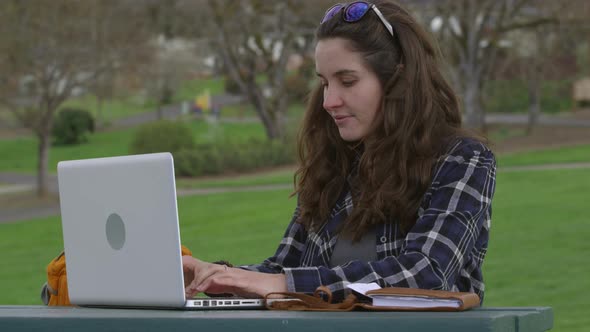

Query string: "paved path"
[[0, 179, 293, 224], [2, 162, 590, 223], [94, 106, 590, 130], [111, 94, 258, 129], [0, 172, 58, 193], [0, 94, 249, 130], [486, 113, 590, 127], [0, 180, 292, 224]]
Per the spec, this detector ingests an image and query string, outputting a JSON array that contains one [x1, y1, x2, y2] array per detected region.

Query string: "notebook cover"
[[363, 287, 481, 311]]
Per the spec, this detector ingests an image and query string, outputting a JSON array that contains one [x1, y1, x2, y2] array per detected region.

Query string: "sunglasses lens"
[[344, 2, 370, 22], [321, 4, 344, 24]]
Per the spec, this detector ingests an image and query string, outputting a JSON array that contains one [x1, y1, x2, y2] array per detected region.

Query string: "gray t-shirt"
[[329, 227, 377, 268]]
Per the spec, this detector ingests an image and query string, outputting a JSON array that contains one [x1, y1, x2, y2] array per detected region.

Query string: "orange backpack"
[[41, 246, 193, 306]]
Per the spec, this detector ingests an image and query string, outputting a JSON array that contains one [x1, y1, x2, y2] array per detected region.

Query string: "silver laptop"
[[57, 152, 264, 310]]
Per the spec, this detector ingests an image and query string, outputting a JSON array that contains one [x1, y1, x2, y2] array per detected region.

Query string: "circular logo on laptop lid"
[[106, 213, 126, 250]]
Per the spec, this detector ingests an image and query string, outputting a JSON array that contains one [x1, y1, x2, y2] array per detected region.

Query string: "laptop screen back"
[[57, 153, 187, 308]]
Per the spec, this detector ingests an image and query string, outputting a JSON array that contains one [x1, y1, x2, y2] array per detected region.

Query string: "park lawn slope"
[[484, 168, 590, 332], [0, 168, 588, 332], [176, 167, 295, 189], [0, 121, 266, 174], [0, 188, 295, 305], [497, 143, 590, 167]]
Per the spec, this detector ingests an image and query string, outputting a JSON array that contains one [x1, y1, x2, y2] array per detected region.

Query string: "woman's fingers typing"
[[198, 268, 287, 298], [182, 256, 229, 297], [182, 256, 288, 298], [192, 264, 226, 291]]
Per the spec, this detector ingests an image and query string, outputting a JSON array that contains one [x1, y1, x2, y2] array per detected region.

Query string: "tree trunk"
[[246, 86, 285, 140], [526, 64, 541, 135], [257, 102, 282, 140], [454, 48, 486, 131], [462, 79, 483, 129], [157, 82, 172, 121], [36, 130, 51, 197], [266, 106, 286, 140], [157, 103, 164, 120], [96, 94, 104, 129], [527, 30, 545, 136]]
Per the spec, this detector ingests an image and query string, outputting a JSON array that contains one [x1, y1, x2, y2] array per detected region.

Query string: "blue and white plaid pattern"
[[242, 138, 496, 302]]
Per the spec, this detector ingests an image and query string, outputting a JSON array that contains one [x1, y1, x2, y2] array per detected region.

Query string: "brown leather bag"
[[41, 245, 193, 306]]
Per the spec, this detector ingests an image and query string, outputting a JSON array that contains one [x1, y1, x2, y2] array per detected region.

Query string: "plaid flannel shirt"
[[242, 138, 496, 302]]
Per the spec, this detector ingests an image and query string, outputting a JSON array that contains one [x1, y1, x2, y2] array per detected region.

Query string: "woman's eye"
[[342, 80, 356, 87]]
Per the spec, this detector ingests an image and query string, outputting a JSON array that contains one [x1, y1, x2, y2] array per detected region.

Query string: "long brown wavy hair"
[[294, 0, 482, 240]]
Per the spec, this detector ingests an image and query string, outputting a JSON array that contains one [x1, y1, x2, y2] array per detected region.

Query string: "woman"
[[183, 0, 496, 303]]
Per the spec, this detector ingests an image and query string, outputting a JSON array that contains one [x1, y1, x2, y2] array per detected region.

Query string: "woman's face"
[[315, 37, 383, 142]]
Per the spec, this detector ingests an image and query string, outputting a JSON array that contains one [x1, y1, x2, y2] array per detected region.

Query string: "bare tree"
[[205, 0, 328, 140], [524, 27, 549, 135], [555, 0, 590, 109], [145, 0, 182, 120], [520, 1, 588, 134], [427, 0, 559, 130], [0, 0, 150, 196], [88, 1, 118, 129]]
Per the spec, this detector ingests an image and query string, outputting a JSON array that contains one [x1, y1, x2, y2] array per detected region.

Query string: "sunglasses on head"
[[320, 1, 395, 38]]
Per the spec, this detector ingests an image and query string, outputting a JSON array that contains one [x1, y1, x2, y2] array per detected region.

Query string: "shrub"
[[224, 75, 242, 95], [129, 120, 196, 158], [485, 79, 573, 114], [175, 137, 296, 177], [52, 108, 95, 145], [175, 145, 224, 177]]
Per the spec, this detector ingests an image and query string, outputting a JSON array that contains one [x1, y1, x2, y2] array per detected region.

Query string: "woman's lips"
[[333, 115, 352, 125]]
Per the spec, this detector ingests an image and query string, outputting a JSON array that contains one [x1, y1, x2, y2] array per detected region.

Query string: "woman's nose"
[[323, 86, 344, 111]]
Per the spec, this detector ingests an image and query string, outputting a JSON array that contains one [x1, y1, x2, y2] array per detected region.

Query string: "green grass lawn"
[[219, 102, 305, 119], [54, 77, 228, 124], [62, 94, 155, 124], [0, 168, 588, 331], [0, 188, 296, 305], [176, 167, 295, 189], [2, 122, 589, 176], [497, 143, 590, 167], [1, 76, 265, 130], [483, 168, 590, 332], [63, 76, 293, 122], [0, 121, 267, 174], [178, 190, 295, 264], [173, 77, 226, 103]]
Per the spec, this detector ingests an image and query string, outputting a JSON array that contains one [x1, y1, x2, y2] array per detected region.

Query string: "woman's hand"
[[182, 256, 225, 297], [182, 256, 287, 298]]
